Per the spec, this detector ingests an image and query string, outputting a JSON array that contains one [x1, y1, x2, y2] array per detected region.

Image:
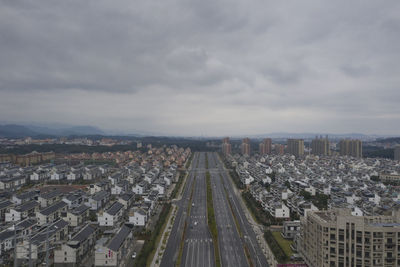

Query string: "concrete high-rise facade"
[[339, 139, 362, 158], [311, 136, 330, 156], [221, 137, 232, 155], [299, 209, 400, 267], [241, 138, 251, 156], [395, 145, 400, 161], [259, 138, 272, 155], [287, 139, 304, 157]]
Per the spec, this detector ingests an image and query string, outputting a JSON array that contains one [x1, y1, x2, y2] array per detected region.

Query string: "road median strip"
[[206, 170, 221, 267]]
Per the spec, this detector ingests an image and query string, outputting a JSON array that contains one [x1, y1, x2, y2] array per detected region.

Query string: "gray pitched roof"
[[17, 218, 36, 229], [39, 201, 67, 216], [0, 230, 14, 242], [107, 224, 132, 251], [106, 202, 124, 216], [40, 190, 62, 200], [92, 191, 108, 201], [71, 224, 96, 243], [16, 200, 39, 212], [0, 200, 13, 209], [119, 193, 134, 202], [15, 190, 38, 200], [32, 219, 68, 244], [70, 204, 90, 215]]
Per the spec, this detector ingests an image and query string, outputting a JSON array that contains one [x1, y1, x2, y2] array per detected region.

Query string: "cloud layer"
[[1, 0, 399, 136]]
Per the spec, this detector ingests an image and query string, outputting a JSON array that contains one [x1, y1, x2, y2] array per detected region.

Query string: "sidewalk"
[[150, 205, 177, 267]]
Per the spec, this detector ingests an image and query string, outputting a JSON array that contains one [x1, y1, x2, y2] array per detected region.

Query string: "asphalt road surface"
[[161, 152, 268, 267], [208, 152, 248, 267], [160, 153, 199, 267], [209, 152, 269, 267], [181, 152, 215, 267]]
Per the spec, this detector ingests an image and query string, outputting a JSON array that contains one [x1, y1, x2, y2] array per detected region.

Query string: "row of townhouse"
[[229, 152, 400, 220], [0, 146, 191, 266]]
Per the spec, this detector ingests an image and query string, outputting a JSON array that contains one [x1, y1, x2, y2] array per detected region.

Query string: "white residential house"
[[12, 191, 38, 205], [163, 176, 171, 186], [67, 169, 84, 181], [51, 170, 68, 181], [30, 170, 50, 182], [94, 224, 133, 266], [0, 176, 26, 190], [5, 201, 39, 222], [89, 181, 110, 195], [66, 204, 90, 227], [98, 202, 124, 227], [118, 193, 135, 209], [111, 184, 124, 195], [351, 206, 364, 216], [282, 189, 292, 200], [87, 191, 110, 211], [369, 193, 381, 205], [128, 208, 147, 226], [305, 186, 316, 196], [346, 194, 359, 205], [271, 203, 290, 219], [36, 201, 68, 225], [38, 190, 63, 208], [152, 184, 165, 196], [132, 182, 147, 195], [54, 224, 97, 266]]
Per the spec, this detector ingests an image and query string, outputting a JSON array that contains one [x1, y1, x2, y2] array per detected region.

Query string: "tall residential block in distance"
[[241, 138, 251, 156], [274, 144, 285, 155], [339, 139, 362, 158], [259, 138, 272, 155], [299, 209, 400, 267], [287, 139, 304, 158], [395, 145, 400, 161], [311, 136, 330, 156], [221, 137, 232, 155]]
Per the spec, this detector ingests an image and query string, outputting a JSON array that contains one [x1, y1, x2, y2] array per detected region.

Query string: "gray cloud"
[[0, 0, 400, 136]]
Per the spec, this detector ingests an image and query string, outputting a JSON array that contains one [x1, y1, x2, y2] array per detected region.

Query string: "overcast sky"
[[1, 0, 399, 136]]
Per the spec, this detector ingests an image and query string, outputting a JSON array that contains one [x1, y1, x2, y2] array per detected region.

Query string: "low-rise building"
[[66, 204, 90, 227], [5, 200, 39, 222], [128, 208, 147, 226], [36, 201, 68, 225], [54, 224, 97, 267], [94, 224, 133, 266], [98, 202, 124, 227], [282, 220, 300, 239]]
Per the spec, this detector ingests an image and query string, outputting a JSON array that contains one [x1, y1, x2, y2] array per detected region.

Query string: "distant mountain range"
[[0, 123, 398, 140], [0, 124, 104, 138]]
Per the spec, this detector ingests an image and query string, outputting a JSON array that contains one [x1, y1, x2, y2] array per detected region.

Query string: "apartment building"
[[287, 139, 304, 158], [339, 139, 363, 158], [222, 137, 232, 155], [299, 208, 400, 267], [241, 138, 251, 156], [311, 136, 330, 156], [259, 138, 272, 155]]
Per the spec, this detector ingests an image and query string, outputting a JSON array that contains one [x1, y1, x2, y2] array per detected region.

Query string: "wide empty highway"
[[160, 153, 198, 267], [160, 152, 268, 267], [181, 152, 214, 267], [209, 152, 269, 267], [208, 152, 248, 267]]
